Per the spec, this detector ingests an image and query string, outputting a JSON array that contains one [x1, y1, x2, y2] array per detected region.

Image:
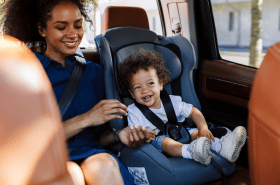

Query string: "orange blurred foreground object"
[[248, 42, 280, 185], [0, 35, 77, 185]]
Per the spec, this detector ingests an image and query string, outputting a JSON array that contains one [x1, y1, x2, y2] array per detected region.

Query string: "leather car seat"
[[0, 35, 84, 185], [248, 42, 280, 185], [101, 6, 149, 34], [95, 6, 235, 185]]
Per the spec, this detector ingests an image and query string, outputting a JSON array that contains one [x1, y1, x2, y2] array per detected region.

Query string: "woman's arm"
[[63, 111, 91, 139], [63, 99, 128, 139], [63, 97, 157, 147], [100, 126, 157, 148]]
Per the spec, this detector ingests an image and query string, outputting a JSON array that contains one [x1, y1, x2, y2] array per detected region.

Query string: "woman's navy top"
[[35, 52, 108, 160]]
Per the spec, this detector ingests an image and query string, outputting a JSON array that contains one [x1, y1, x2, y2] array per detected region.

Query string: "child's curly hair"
[[1, 0, 91, 52], [118, 50, 170, 94]]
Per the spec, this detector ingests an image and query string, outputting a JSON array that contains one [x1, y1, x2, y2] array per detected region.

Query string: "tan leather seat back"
[[248, 42, 280, 185], [101, 6, 149, 33], [0, 35, 73, 185]]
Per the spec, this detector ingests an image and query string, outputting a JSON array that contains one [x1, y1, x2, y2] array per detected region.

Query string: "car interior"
[[0, 0, 279, 184]]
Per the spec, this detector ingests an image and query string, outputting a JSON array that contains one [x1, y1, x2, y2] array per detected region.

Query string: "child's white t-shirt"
[[127, 95, 193, 132]]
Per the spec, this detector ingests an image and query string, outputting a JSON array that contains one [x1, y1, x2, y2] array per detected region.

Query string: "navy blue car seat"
[[94, 6, 235, 185]]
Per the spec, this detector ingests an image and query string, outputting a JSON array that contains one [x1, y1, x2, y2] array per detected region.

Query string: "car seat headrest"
[[104, 27, 159, 53], [101, 6, 149, 33], [104, 27, 182, 97]]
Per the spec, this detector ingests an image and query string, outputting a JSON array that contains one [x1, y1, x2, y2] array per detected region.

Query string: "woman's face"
[[39, 1, 84, 62]]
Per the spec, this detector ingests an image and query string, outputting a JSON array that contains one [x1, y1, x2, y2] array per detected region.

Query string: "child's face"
[[129, 67, 163, 109]]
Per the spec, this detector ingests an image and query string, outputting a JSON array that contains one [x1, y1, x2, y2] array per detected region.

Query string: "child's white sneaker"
[[223, 127, 232, 136], [188, 137, 212, 165], [219, 126, 247, 162]]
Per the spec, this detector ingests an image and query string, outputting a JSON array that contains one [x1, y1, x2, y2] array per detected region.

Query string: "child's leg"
[[159, 136, 212, 166], [161, 137, 184, 157], [152, 135, 203, 158], [150, 136, 183, 157]]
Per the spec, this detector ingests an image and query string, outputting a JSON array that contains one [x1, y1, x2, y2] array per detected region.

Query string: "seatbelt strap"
[[58, 48, 86, 117], [210, 158, 229, 185]]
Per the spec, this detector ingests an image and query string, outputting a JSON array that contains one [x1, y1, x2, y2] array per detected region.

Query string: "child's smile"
[[143, 95, 152, 101], [129, 67, 163, 109]]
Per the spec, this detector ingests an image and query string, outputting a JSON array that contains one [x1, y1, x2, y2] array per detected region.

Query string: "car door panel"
[[202, 59, 256, 108]]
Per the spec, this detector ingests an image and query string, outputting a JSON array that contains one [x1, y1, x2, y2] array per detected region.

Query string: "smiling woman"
[[0, 0, 158, 185], [37, 1, 84, 66]]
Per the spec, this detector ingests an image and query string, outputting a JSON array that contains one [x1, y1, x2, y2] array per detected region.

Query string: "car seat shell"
[[95, 26, 235, 184]]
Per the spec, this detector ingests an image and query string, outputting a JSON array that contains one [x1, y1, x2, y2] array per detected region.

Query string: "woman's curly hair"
[[0, 0, 91, 52], [118, 50, 171, 94]]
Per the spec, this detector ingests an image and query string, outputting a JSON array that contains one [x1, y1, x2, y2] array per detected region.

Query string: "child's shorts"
[[151, 128, 197, 152]]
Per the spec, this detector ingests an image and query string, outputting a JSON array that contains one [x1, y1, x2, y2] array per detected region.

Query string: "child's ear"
[[128, 89, 135, 99], [160, 80, 164, 91]]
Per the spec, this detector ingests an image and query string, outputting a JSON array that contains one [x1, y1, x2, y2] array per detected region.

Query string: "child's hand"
[[118, 125, 157, 147], [142, 126, 157, 143], [197, 127, 215, 142], [146, 134, 156, 143], [118, 126, 146, 148]]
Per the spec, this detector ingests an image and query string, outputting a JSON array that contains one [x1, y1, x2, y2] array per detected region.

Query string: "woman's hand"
[[63, 99, 127, 139], [196, 127, 215, 142], [85, 99, 128, 127], [118, 125, 157, 148]]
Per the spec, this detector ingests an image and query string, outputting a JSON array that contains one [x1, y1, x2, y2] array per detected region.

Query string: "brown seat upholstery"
[[0, 35, 75, 185], [101, 6, 149, 33], [248, 42, 280, 185]]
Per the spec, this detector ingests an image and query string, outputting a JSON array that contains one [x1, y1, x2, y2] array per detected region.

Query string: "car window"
[[82, 0, 162, 49], [211, 0, 277, 68]]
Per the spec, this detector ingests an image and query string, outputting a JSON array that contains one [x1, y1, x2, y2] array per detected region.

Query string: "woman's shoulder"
[[86, 60, 102, 70], [34, 51, 52, 69], [85, 60, 104, 77]]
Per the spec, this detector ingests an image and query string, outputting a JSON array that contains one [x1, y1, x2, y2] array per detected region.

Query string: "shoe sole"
[[192, 137, 212, 165], [229, 126, 247, 162]]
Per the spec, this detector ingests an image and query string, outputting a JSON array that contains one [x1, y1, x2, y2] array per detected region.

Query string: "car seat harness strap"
[[134, 101, 167, 134], [135, 89, 191, 143]]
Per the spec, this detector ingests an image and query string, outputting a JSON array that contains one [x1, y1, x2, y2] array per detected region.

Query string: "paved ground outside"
[[218, 46, 268, 68]]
